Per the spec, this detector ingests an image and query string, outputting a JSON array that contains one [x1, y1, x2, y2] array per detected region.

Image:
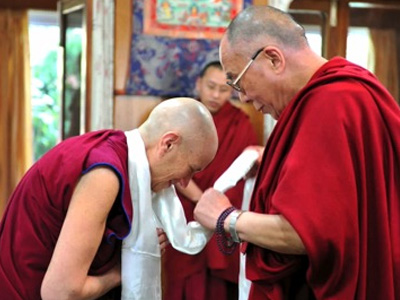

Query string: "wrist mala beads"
[[215, 206, 237, 255]]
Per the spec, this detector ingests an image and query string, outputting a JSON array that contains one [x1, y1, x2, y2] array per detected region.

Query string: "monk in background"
[[194, 5, 400, 300], [163, 61, 259, 300]]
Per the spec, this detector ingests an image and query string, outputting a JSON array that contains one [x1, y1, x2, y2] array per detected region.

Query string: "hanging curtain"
[[91, 0, 114, 130], [369, 28, 399, 103], [0, 10, 33, 217]]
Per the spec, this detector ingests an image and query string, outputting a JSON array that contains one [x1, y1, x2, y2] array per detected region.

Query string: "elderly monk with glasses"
[[194, 5, 400, 300]]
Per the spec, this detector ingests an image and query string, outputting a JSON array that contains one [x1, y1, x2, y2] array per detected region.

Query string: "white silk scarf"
[[121, 129, 212, 300], [121, 130, 259, 299]]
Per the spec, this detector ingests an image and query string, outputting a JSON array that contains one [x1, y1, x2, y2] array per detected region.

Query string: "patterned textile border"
[[125, 0, 251, 97], [143, 0, 243, 40]]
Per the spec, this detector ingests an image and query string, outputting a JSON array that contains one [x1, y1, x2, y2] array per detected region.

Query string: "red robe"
[[163, 101, 258, 299], [245, 57, 400, 299], [0, 130, 133, 299]]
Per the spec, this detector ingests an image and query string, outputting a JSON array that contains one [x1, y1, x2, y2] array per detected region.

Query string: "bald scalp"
[[226, 5, 308, 53], [139, 97, 217, 150]]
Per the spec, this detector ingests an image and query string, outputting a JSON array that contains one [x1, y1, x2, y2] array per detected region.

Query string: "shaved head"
[[225, 5, 308, 55], [139, 97, 217, 149], [219, 5, 327, 120], [139, 97, 218, 191]]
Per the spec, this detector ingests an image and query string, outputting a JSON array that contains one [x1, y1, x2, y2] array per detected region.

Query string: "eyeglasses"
[[226, 47, 264, 93]]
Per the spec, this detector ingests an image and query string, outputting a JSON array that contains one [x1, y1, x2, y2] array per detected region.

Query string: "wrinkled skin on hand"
[[194, 188, 232, 230]]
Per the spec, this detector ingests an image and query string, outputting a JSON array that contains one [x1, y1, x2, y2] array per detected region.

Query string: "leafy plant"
[[31, 49, 60, 161]]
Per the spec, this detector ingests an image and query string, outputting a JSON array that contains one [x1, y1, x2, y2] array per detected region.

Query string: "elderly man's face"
[[150, 139, 216, 192], [151, 151, 192, 192], [219, 37, 282, 119]]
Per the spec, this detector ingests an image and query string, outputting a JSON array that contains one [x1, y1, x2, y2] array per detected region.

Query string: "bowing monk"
[[194, 5, 400, 300], [0, 97, 218, 300], [163, 61, 259, 300]]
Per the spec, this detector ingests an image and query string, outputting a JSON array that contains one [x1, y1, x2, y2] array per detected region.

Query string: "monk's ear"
[[159, 132, 180, 155], [263, 46, 285, 74]]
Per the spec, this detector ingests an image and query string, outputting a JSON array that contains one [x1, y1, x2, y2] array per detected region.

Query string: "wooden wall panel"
[[0, 0, 57, 10], [114, 0, 132, 95], [114, 96, 161, 130]]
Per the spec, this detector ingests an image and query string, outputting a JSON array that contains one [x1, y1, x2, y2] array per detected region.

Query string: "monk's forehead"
[[219, 36, 233, 63], [219, 38, 245, 76]]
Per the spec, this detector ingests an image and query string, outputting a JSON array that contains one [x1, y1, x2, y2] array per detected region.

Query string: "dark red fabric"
[[0, 130, 133, 299], [206, 273, 239, 300], [163, 269, 207, 300], [245, 57, 400, 299], [163, 101, 258, 298]]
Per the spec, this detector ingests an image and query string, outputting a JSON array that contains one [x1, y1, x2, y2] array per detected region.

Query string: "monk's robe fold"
[[245, 57, 400, 299]]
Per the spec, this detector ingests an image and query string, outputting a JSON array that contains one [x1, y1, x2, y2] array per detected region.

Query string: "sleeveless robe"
[[0, 130, 132, 299]]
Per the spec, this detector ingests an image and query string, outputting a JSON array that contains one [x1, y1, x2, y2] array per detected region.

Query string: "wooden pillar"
[[85, 0, 93, 132], [114, 0, 132, 95], [325, 0, 349, 58]]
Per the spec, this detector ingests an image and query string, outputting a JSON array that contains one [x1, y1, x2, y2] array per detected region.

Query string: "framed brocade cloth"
[[126, 0, 250, 97], [143, 0, 244, 39]]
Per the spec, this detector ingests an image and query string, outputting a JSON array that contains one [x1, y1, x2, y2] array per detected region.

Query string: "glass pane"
[[305, 25, 322, 56], [63, 9, 83, 139], [346, 27, 371, 70], [29, 10, 60, 161]]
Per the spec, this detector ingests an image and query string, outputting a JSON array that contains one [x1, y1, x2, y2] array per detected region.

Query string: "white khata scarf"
[[121, 129, 259, 299], [121, 129, 212, 300]]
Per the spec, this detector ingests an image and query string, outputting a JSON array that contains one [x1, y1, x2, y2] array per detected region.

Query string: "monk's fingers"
[[157, 228, 169, 252], [195, 188, 232, 230]]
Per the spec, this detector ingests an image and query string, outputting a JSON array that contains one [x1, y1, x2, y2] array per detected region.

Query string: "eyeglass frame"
[[226, 47, 265, 93]]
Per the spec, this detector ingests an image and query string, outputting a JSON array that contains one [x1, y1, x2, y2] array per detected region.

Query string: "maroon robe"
[[245, 57, 400, 299], [163, 101, 258, 300], [0, 130, 133, 299]]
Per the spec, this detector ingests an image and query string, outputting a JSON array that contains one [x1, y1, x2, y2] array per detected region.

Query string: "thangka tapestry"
[[144, 0, 243, 39], [125, 0, 251, 97]]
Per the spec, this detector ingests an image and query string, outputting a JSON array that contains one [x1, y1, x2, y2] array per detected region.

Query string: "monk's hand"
[[244, 145, 264, 179], [157, 228, 169, 254], [194, 188, 232, 230], [105, 259, 122, 287]]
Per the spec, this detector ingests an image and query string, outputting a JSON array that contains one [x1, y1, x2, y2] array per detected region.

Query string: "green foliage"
[[31, 26, 83, 160], [32, 49, 60, 161], [63, 28, 83, 138]]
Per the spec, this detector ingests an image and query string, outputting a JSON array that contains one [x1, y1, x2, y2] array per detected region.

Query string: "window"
[[304, 25, 323, 56], [28, 10, 60, 161], [347, 27, 372, 71]]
